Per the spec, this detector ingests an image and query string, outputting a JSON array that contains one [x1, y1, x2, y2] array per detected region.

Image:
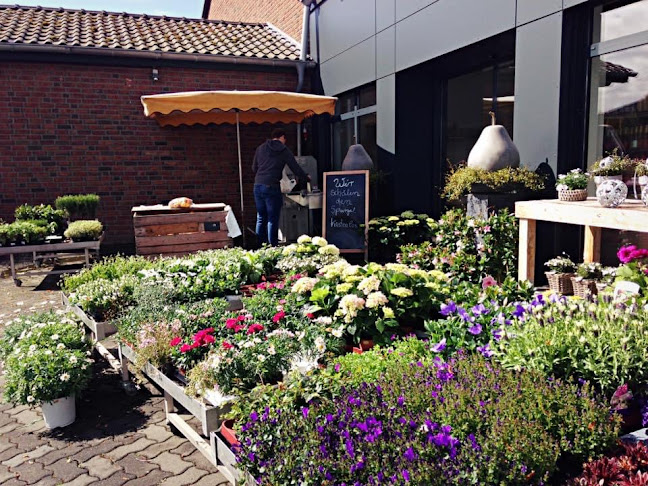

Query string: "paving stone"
[[58, 473, 98, 486], [140, 424, 170, 442], [12, 409, 41, 426], [79, 455, 122, 480], [67, 439, 118, 463], [38, 443, 85, 466], [138, 436, 185, 459], [181, 449, 218, 472], [159, 467, 209, 486], [0, 441, 15, 454], [10, 461, 52, 485], [172, 441, 199, 457], [45, 458, 86, 483], [7, 431, 45, 451], [3, 444, 55, 468], [27, 475, 61, 486], [119, 468, 172, 486], [192, 472, 231, 486], [2, 478, 27, 486], [105, 437, 154, 461], [4, 405, 29, 417], [0, 464, 19, 483], [0, 422, 21, 435], [96, 471, 136, 486], [115, 454, 158, 477], [0, 411, 14, 427], [150, 451, 192, 475], [0, 446, 26, 463]]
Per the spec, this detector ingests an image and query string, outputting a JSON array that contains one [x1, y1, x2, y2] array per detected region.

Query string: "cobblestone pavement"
[[0, 259, 229, 486]]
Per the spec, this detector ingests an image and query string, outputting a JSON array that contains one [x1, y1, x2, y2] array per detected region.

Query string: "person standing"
[[252, 128, 308, 246]]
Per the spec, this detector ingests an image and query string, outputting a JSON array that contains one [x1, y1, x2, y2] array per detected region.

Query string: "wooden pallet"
[[132, 203, 233, 256]]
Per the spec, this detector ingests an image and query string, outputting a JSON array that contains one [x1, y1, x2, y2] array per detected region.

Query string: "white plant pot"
[[41, 395, 76, 429], [594, 174, 623, 185], [639, 175, 648, 186]]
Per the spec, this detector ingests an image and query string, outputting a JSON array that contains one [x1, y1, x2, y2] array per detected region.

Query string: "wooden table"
[[0, 237, 102, 286], [515, 198, 648, 284]]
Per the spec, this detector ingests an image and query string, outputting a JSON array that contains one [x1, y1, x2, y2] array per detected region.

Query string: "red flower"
[[203, 334, 215, 344], [306, 313, 315, 319], [170, 337, 182, 347], [225, 318, 238, 329], [237, 315, 247, 322], [272, 311, 286, 323], [247, 323, 264, 334], [180, 344, 193, 353], [233, 324, 246, 333], [222, 341, 234, 350]]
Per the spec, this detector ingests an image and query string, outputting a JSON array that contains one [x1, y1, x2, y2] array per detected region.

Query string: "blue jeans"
[[254, 184, 283, 246]]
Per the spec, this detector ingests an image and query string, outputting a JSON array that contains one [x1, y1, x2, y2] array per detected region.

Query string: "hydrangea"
[[366, 291, 388, 309], [357, 276, 381, 295], [390, 287, 413, 298], [311, 236, 328, 247], [297, 235, 312, 244], [291, 277, 320, 294], [338, 294, 366, 322]]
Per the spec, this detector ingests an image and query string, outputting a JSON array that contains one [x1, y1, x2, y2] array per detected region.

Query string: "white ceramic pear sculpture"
[[467, 112, 520, 171]]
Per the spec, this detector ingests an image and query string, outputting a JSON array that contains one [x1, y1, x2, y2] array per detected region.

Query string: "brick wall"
[[0, 61, 299, 247], [206, 0, 303, 42]]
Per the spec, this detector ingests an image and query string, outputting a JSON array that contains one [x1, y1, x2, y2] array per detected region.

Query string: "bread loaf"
[[168, 197, 193, 209]]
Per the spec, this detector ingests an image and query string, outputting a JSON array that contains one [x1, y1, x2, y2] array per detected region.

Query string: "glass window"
[[446, 61, 515, 165], [332, 118, 354, 170], [594, 0, 648, 43], [588, 44, 648, 162]]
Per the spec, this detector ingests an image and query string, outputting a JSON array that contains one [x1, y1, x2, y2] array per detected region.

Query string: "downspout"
[[296, 3, 311, 155]]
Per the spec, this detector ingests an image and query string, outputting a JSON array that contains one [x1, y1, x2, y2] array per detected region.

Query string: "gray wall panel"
[[563, 0, 588, 8], [376, 26, 396, 78], [377, 75, 396, 154], [376, 0, 396, 32], [513, 12, 563, 172], [517, 0, 562, 25], [396, 0, 437, 22], [395, 0, 516, 72], [318, 0, 376, 62], [320, 37, 376, 96]]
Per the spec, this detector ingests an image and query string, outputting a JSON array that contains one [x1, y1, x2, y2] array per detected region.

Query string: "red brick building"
[[0, 5, 311, 248], [203, 0, 304, 43]]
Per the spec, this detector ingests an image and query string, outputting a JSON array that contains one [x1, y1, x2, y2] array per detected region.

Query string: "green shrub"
[[64, 220, 103, 242], [55, 194, 100, 220], [67, 274, 139, 321], [367, 210, 436, 263], [442, 165, 545, 201], [0, 221, 48, 245], [61, 255, 153, 293], [14, 204, 67, 235]]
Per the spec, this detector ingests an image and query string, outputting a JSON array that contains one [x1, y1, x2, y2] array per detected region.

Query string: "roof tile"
[[0, 4, 302, 61]]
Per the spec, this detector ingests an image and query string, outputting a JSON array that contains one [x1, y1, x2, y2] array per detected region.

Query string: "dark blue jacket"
[[252, 140, 307, 186]]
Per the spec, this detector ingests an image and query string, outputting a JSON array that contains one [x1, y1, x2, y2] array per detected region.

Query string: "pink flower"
[[170, 337, 182, 347], [225, 318, 238, 329], [222, 341, 234, 350], [247, 323, 264, 334], [272, 311, 286, 323], [180, 344, 193, 353], [482, 276, 498, 289], [618, 245, 638, 264]]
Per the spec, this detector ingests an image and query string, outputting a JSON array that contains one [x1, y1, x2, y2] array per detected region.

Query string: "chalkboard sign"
[[322, 170, 369, 255]]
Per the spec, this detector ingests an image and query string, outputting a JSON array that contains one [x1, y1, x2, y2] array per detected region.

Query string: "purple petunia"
[[491, 328, 503, 341], [440, 301, 457, 316], [403, 447, 417, 461], [430, 338, 447, 353], [472, 303, 489, 316], [468, 323, 482, 335], [477, 344, 494, 358], [302, 407, 309, 419]]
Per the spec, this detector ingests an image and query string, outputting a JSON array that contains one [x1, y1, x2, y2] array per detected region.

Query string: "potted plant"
[[544, 255, 577, 295], [55, 194, 100, 221], [572, 262, 603, 298], [555, 168, 588, 201], [64, 220, 103, 242], [589, 153, 629, 185], [1, 313, 92, 429]]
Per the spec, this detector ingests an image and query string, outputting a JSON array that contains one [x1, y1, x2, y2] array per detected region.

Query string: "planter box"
[[62, 292, 117, 341], [211, 432, 258, 486]]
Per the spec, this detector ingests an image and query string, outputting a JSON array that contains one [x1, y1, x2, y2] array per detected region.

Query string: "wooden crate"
[[132, 203, 233, 256]]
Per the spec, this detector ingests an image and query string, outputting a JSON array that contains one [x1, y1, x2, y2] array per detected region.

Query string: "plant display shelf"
[[515, 198, 648, 284], [119, 343, 228, 468], [211, 432, 258, 485], [61, 292, 117, 341], [0, 235, 102, 286]]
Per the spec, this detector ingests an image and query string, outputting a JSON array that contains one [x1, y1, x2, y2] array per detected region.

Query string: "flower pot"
[[221, 419, 240, 448], [352, 339, 375, 354], [545, 272, 575, 295], [594, 174, 623, 185], [571, 277, 598, 299], [557, 189, 587, 202], [41, 395, 75, 429]]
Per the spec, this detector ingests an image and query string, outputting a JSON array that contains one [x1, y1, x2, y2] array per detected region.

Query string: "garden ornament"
[[467, 111, 520, 171], [596, 178, 627, 208]]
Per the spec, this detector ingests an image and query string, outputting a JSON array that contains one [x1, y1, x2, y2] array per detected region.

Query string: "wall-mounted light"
[[151, 68, 159, 82]]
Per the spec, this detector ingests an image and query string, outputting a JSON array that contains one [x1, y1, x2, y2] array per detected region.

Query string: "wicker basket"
[[558, 189, 588, 202], [571, 277, 598, 298], [545, 272, 575, 295]]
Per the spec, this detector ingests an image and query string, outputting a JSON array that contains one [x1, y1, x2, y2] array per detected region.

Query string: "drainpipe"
[[296, 3, 311, 156]]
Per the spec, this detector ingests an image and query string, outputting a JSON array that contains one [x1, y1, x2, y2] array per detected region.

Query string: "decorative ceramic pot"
[[594, 174, 623, 185], [557, 189, 588, 202], [41, 395, 75, 429], [642, 186, 648, 207], [596, 179, 627, 208]]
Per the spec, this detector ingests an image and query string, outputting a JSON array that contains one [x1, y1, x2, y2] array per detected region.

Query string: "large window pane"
[[588, 44, 648, 162], [332, 118, 354, 170], [358, 112, 378, 165], [446, 62, 515, 166], [594, 0, 648, 43]]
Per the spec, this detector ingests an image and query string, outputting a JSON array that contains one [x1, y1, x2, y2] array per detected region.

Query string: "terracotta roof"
[[0, 4, 302, 61]]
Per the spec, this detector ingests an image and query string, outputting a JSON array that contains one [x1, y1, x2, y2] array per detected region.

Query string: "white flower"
[[311, 236, 328, 247], [297, 235, 312, 244], [314, 316, 333, 326], [366, 291, 388, 309], [296, 331, 306, 341], [69, 355, 78, 364], [50, 334, 60, 341], [257, 354, 266, 362], [60, 373, 70, 382], [338, 294, 366, 322], [282, 244, 298, 255], [27, 396, 35, 403], [318, 244, 340, 256], [467, 219, 475, 227], [44, 350, 53, 356], [291, 277, 319, 294], [331, 326, 344, 338], [357, 276, 380, 296], [29, 344, 37, 352], [57, 343, 65, 350], [343, 265, 360, 277], [314, 336, 326, 353], [289, 352, 320, 375], [267, 344, 276, 355]]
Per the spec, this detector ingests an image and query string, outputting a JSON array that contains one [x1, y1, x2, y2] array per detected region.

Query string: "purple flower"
[[302, 407, 309, 419], [397, 396, 405, 407], [492, 328, 503, 341], [512, 304, 526, 318], [249, 411, 258, 422], [402, 469, 410, 481], [335, 363, 341, 372], [477, 344, 494, 358], [468, 323, 482, 335], [472, 303, 489, 316], [403, 447, 417, 461], [440, 301, 457, 316], [430, 338, 446, 353], [458, 308, 475, 323]]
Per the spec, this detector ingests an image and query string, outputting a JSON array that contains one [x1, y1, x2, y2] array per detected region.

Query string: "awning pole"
[[236, 110, 246, 247]]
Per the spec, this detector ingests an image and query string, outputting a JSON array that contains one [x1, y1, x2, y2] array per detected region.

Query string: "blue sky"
[[16, 0, 204, 18]]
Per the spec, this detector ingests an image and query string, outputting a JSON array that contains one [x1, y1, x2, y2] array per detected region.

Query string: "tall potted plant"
[[1, 313, 92, 429]]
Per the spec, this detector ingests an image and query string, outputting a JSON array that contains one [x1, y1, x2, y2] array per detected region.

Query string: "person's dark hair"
[[271, 128, 286, 140]]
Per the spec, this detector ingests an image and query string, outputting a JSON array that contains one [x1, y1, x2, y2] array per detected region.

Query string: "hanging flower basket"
[[571, 277, 598, 298], [545, 272, 575, 295], [558, 189, 588, 202]]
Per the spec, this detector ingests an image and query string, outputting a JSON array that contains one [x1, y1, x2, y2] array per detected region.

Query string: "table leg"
[[84, 249, 90, 267], [583, 225, 601, 263], [518, 218, 536, 284], [9, 254, 16, 281]]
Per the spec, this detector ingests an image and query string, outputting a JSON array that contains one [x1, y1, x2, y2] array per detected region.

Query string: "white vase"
[[41, 395, 76, 429]]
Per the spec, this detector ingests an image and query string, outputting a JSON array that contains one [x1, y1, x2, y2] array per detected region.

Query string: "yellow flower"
[[391, 287, 413, 298], [388, 216, 399, 222], [382, 307, 395, 319]]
